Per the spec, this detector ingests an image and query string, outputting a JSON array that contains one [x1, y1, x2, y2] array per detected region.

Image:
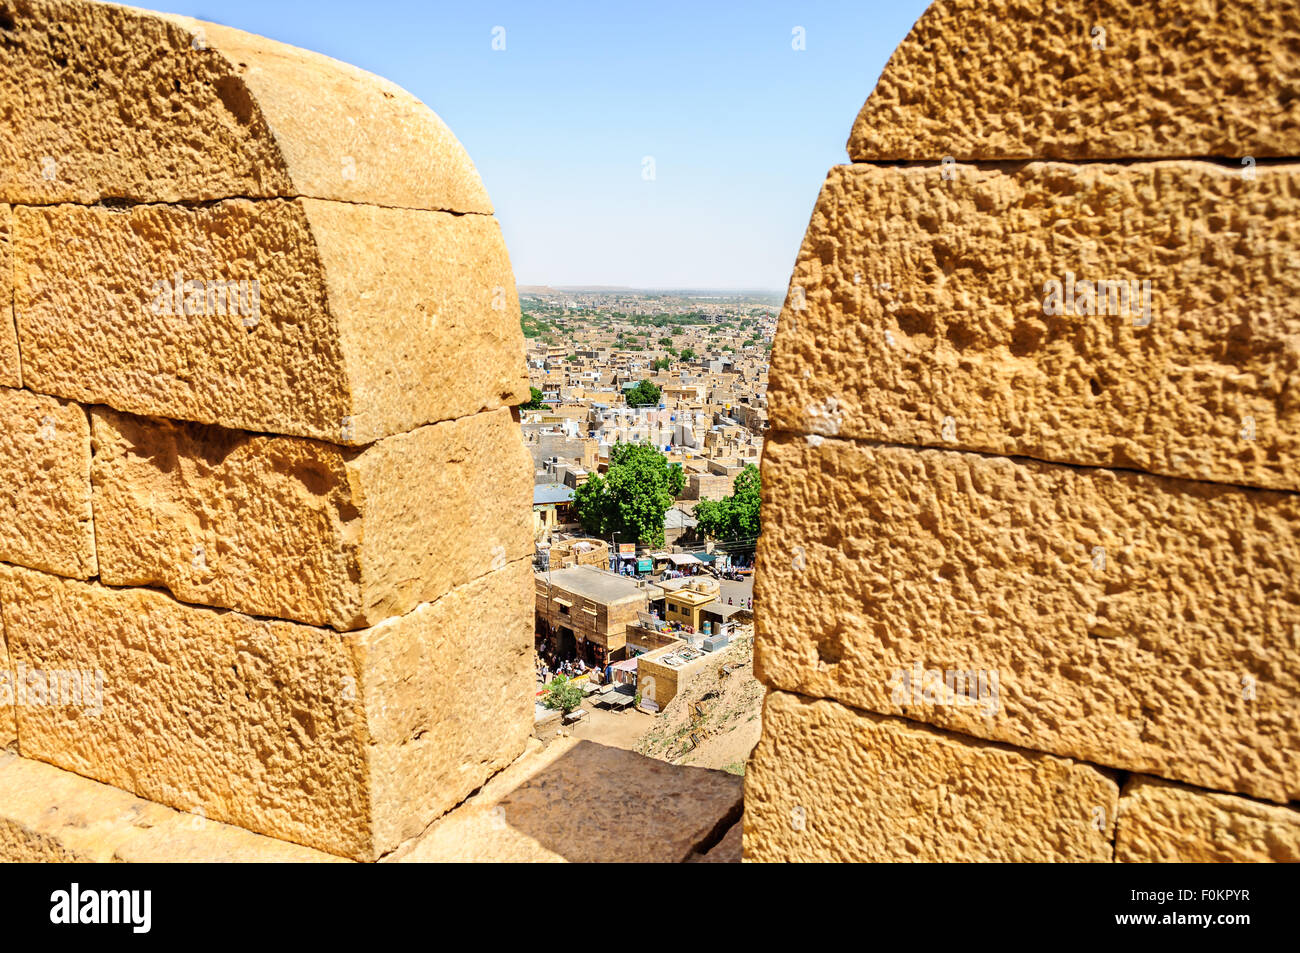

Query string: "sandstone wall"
[[748, 0, 1300, 861], [0, 0, 532, 861]]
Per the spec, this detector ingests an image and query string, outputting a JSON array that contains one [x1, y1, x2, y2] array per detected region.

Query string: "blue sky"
[[162, 1, 931, 289]]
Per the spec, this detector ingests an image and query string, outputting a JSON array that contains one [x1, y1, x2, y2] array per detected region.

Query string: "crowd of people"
[[536, 647, 592, 685], [660, 567, 697, 580]]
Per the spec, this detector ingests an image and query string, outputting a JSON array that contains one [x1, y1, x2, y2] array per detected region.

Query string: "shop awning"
[[611, 658, 638, 672], [668, 553, 703, 566]]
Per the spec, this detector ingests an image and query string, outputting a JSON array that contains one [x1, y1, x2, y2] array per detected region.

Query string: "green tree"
[[658, 336, 673, 346], [679, 347, 696, 361], [573, 442, 684, 547], [650, 356, 671, 371], [542, 675, 584, 714], [521, 386, 548, 410], [693, 464, 760, 542], [624, 379, 661, 407]]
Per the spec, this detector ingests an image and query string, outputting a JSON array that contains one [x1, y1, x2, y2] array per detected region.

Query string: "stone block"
[[0, 206, 17, 386], [389, 738, 743, 863], [14, 198, 528, 443], [1116, 775, 1300, 862], [771, 161, 1300, 491], [756, 434, 1300, 803], [0, 559, 532, 860], [848, 0, 1300, 160], [0, 751, 347, 862], [743, 692, 1117, 862], [0, 0, 491, 211], [0, 386, 96, 579], [91, 406, 531, 629]]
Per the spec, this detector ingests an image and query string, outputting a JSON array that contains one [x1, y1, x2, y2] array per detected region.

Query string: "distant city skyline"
[[521, 286, 786, 295], [165, 0, 932, 288]]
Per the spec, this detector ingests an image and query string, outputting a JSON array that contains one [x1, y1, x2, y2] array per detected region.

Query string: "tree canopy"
[[521, 386, 549, 410], [693, 464, 760, 542], [624, 379, 661, 407], [541, 675, 583, 714], [573, 442, 684, 548]]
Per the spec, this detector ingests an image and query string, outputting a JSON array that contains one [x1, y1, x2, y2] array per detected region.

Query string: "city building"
[[534, 565, 650, 666]]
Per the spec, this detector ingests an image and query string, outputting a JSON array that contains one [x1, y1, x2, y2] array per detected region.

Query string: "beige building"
[[535, 565, 649, 666], [657, 577, 720, 632], [635, 644, 712, 711]]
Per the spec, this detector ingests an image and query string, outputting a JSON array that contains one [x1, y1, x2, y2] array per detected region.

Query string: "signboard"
[[618, 543, 636, 555], [636, 558, 653, 572]]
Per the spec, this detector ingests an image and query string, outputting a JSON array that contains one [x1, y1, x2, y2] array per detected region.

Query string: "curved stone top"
[[1, 0, 528, 444], [849, 0, 1300, 160], [0, 0, 491, 211]]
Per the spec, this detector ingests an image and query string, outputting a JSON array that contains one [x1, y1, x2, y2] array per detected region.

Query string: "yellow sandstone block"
[[14, 198, 528, 443], [1116, 775, 1300, 863], [848, 0, 1300, 160], [743, 692, 1117, 862], [0, 630, 14, 751], [0, 387, 96, 579], [771, 161, 1300, 491], [0, 559, 532, 861], [0, 0, 491, 211], [0, 206, 17, 386], [91, 406, 531, 629], [388, 738, 743, 863], [0, 751, 347, 862], [756, 434, 1300, 804]]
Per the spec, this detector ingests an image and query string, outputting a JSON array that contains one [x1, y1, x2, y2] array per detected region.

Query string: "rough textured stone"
[[1116, 775, 1300, 863], [355, 557, 533, 855], [689, 820, 742, 863], [389, 737, 743, 863], [756, 434, 1300, 804], [0, 628, 14, 750], [744, 692, 1118, 862], [0, 0, 538, 864], [848, 0, 1300, 160], [14, 198, 528, 443], [0, 751, 347, 862], [91, 406, 532, 629], [0, 559, 532, 861], [0, 0, 491, 211], [771, 161, 1300, 491], [0, 386, 96, 579], [0, 205, 17, 387]]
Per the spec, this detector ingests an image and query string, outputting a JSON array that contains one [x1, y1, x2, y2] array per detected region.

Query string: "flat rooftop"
[[538, 565, 648, 605]]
